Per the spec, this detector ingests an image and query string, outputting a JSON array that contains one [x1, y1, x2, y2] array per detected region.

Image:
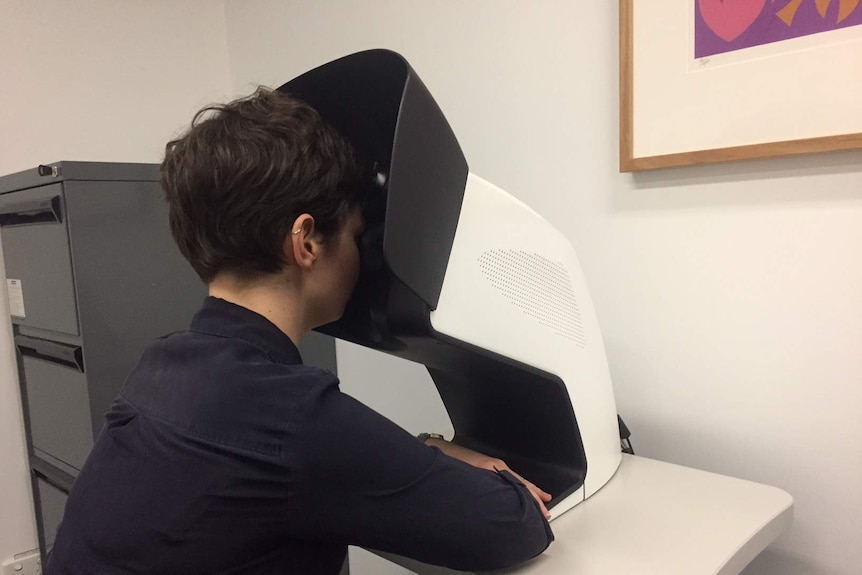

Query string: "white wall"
[[1, 2, 859, 573], [0, 0, 231, 560], [223, 2, 862, 575]]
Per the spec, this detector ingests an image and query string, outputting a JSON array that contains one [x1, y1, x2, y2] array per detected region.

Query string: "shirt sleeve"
[[285, 377, 554, 572]]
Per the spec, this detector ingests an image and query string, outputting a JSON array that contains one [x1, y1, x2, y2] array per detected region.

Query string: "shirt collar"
[[189, 296, 304, 365]]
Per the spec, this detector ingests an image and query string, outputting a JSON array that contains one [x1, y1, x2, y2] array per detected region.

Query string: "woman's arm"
[[287, 382, 554, 572]]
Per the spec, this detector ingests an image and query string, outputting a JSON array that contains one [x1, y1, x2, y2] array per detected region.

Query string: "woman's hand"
[[425, 438, 552, 520]]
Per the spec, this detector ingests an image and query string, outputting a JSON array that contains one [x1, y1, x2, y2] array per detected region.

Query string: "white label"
[[7, 279, 25, 319]]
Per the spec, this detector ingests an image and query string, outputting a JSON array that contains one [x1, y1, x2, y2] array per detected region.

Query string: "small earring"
[[292, 229, 302, 235]]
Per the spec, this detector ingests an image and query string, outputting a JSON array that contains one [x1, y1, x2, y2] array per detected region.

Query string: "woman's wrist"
[[416, 432, 445, 444]]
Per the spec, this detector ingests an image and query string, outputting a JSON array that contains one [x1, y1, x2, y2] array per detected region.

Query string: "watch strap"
[[417, 432, 444, 444]]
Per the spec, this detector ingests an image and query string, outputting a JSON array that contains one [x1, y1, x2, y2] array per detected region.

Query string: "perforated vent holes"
[[478, 250, 585, 347]]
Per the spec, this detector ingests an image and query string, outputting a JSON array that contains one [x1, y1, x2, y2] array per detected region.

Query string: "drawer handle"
[[31, 456, 76, 492], [0, 196, 63, 227], [15, 335, 84, 372]]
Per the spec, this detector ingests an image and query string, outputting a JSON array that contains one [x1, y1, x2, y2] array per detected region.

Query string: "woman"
[[46, 88, 553, 575]]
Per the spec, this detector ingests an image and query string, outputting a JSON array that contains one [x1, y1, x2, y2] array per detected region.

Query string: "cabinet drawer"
[[0, 184, 79, 335], [20, 342, 94, 471], [34, 476, 69, 550]]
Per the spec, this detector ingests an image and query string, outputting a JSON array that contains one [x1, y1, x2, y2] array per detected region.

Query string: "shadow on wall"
[[613, 149, 862, 212], [741, 548, 836, 575]]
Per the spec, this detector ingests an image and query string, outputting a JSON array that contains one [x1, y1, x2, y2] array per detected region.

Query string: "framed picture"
[[620, 0, 862, 172]]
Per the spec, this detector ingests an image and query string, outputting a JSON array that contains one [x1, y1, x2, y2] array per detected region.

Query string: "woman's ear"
[[285, 213, 319, 271]]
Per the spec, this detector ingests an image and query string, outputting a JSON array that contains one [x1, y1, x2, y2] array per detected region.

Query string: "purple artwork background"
[[695, 1, 862, 58]]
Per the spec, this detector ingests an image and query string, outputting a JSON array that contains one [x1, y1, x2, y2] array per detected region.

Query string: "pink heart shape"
[[699, 0, 767, 42]]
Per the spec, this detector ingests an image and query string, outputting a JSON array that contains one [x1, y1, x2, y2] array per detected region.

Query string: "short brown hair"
[[161, 88, 365, 283]]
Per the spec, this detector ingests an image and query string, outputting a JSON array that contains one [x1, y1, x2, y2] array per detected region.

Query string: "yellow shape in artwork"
[[782, 0, 860, 24], [777, 0, 805, 26], [838, 0, 861, 22], [816, 0, 831, 17]]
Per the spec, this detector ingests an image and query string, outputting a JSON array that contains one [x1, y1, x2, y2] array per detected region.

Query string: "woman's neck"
[[208, 273, 308, 346]]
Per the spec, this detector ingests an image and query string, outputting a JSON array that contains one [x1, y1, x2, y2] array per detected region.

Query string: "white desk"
[[371, 454, 793, 575]]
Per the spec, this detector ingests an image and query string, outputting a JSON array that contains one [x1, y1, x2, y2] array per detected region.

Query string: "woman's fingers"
[[507, 469, 552, 519]]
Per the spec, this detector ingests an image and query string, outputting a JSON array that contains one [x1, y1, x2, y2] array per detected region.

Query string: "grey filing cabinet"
[[0, 161, 338, 560], [0, 161, 207, 558]]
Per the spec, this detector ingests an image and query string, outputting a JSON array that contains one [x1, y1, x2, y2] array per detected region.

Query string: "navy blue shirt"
[[47, 297, 552, 574]]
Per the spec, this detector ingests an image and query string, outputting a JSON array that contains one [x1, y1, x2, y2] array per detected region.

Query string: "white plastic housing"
[[429, 173, 621, 519]]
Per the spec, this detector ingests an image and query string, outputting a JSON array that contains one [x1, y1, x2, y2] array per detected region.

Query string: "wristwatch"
[[417, 433, 444, 444]]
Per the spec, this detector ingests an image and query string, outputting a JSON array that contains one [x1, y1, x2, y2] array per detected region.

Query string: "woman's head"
[[161, 87, 365, 283]]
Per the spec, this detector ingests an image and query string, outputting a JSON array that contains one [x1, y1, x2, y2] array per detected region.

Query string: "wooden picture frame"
[[619, 0, 862, 172]]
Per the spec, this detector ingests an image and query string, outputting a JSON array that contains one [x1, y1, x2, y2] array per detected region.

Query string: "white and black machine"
[[279, 49, 621, 519], [279, 50, 794, 574]]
